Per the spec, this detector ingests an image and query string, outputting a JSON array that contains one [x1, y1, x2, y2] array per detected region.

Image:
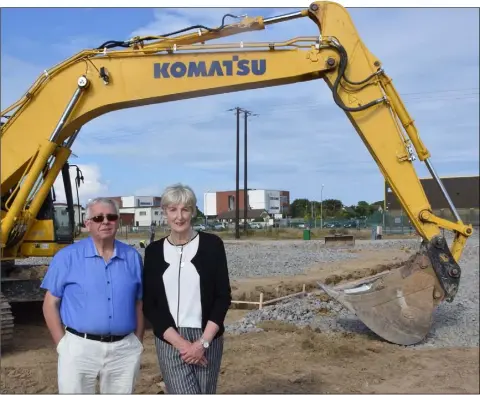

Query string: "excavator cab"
[[1, 162, 77, 260]]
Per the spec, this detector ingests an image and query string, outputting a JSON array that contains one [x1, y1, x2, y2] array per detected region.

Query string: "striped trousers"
[[155, 327, 224, 394]]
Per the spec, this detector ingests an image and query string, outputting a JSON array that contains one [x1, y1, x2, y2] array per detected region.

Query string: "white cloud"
[[53, 164, 110, 205]]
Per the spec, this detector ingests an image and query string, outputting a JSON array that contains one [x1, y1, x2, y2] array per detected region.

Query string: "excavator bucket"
[[317, 252, 445, 346]]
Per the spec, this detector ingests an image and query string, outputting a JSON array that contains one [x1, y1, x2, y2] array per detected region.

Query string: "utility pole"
[[320, 184, 324, 229], [242, 110, 257, 232], [204, 191, 209, 227], [244, 110, 249, 233], [311, 202, 314, 229], [229, 106, 257, 238], [235, 107, 241, 239]]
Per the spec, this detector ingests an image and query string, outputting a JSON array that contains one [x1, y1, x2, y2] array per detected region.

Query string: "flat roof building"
[[385, 175, 479, 226], [204, 189, 290, 219]]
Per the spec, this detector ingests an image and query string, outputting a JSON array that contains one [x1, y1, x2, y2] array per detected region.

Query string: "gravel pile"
[[225, 293, 358, 335], [226, 235, 479, 349], [222, 241, 358, 279]]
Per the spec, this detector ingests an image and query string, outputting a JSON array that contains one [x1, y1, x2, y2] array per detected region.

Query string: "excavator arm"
[[1, 1, 473, 346]]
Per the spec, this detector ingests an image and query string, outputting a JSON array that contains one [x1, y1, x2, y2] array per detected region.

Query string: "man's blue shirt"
[[41, 237, 143, 336]]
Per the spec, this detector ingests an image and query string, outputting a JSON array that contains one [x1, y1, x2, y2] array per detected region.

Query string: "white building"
[[119, 206, 164, 227], [248, 190, 282, 214], [204, 192, 218, 216], [118, 195, 165, 227], [54, 196, 167, 230], [121, 195, 161, 208]]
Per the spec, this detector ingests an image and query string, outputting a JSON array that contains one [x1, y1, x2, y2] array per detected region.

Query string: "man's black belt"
[[66, 327, 128, 343]]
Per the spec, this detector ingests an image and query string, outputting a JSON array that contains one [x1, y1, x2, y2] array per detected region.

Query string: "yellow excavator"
[[1, 1, 473, 350]]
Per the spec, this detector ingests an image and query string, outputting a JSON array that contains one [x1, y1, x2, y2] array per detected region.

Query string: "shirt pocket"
[[63, 282, 87, 309]]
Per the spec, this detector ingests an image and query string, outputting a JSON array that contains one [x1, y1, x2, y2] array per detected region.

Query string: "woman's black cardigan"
[[142, 231, 232, 343]]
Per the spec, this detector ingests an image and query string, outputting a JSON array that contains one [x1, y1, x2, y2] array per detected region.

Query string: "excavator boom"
[[0, 2, 473, 347]]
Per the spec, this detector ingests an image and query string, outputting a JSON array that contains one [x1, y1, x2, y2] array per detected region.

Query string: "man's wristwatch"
[[199, 337, 210, 349]]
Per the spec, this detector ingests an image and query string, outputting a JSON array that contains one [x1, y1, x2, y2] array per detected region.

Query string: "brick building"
[[204, 189, 290, 219]]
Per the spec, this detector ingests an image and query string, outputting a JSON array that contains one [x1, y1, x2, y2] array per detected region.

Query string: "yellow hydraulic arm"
[[1, 1, 473, 346]]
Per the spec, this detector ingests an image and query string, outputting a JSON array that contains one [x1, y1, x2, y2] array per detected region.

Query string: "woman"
[[142, 183, 232, 394]]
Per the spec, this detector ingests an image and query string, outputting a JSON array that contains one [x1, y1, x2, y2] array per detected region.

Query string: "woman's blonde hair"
[[160, 183, 197, 216]]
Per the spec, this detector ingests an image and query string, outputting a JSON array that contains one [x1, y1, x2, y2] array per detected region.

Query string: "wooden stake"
[[231, 300, 260, 305], [262, 291, 304, 306], [231, 284, 307, 311]]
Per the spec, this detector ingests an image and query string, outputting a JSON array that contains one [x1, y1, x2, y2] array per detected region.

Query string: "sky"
[[1, 6, 479, 210]]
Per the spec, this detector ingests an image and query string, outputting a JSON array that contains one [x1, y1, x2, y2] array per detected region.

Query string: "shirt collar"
[[84, 236, 126, 260]]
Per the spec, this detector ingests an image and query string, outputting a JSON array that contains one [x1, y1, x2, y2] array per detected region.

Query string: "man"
[[41, 197, 145, 394], [149, 221, 156, 245]]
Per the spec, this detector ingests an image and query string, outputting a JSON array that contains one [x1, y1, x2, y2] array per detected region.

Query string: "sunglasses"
[[89, 214, 119, 223]]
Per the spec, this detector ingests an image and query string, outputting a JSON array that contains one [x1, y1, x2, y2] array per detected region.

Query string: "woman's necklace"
[[169, 228, 196, 247], [169, 229, 197, 267]]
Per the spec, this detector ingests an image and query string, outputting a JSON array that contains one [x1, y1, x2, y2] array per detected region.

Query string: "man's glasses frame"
[[88, 214, 119, 223]]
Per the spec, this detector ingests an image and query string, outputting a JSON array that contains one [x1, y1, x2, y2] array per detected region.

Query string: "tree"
[[289, 198, 310, 218], [370, 200, 384, 212], [321, 199, 343, 217], [195, 206, 205, 218], [354, 201, 372, 217], [343, 205, 357, 219], [289, 197, 383, 219]]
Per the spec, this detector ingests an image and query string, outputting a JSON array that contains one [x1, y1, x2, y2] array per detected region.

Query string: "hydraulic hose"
[[327, 39, 386, 112]]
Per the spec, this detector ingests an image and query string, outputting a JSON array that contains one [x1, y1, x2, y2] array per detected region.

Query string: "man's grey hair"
[[161, 183, 197, 216], [85, 197, 120, 219]]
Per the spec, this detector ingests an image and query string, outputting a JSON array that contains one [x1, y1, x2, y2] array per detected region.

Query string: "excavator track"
[[1, 293, 14, 350]]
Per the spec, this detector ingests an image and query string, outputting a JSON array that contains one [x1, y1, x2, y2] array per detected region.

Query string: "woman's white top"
[[162, 234, 202, 328]]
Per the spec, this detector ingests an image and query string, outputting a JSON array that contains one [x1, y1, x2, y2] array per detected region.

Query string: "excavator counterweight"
[[0, 1, 473, 350]]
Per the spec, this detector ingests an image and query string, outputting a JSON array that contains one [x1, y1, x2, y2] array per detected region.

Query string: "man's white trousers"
[[57, 331, 143, 393]]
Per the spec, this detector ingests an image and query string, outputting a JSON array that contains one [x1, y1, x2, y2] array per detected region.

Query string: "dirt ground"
[[229, 246, 420, 304], [1, 247, 479, 394]]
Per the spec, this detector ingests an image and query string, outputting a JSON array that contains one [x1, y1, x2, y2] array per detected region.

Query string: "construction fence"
[[284, 207, 479, 235], [112, 207, 479, 238]]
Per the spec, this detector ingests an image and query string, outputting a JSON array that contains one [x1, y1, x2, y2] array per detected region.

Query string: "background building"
[[53, 195, 167, 231], [385, 175, 479, 226], [204, 189, 290, 219], [102, 195, 165, 227]]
